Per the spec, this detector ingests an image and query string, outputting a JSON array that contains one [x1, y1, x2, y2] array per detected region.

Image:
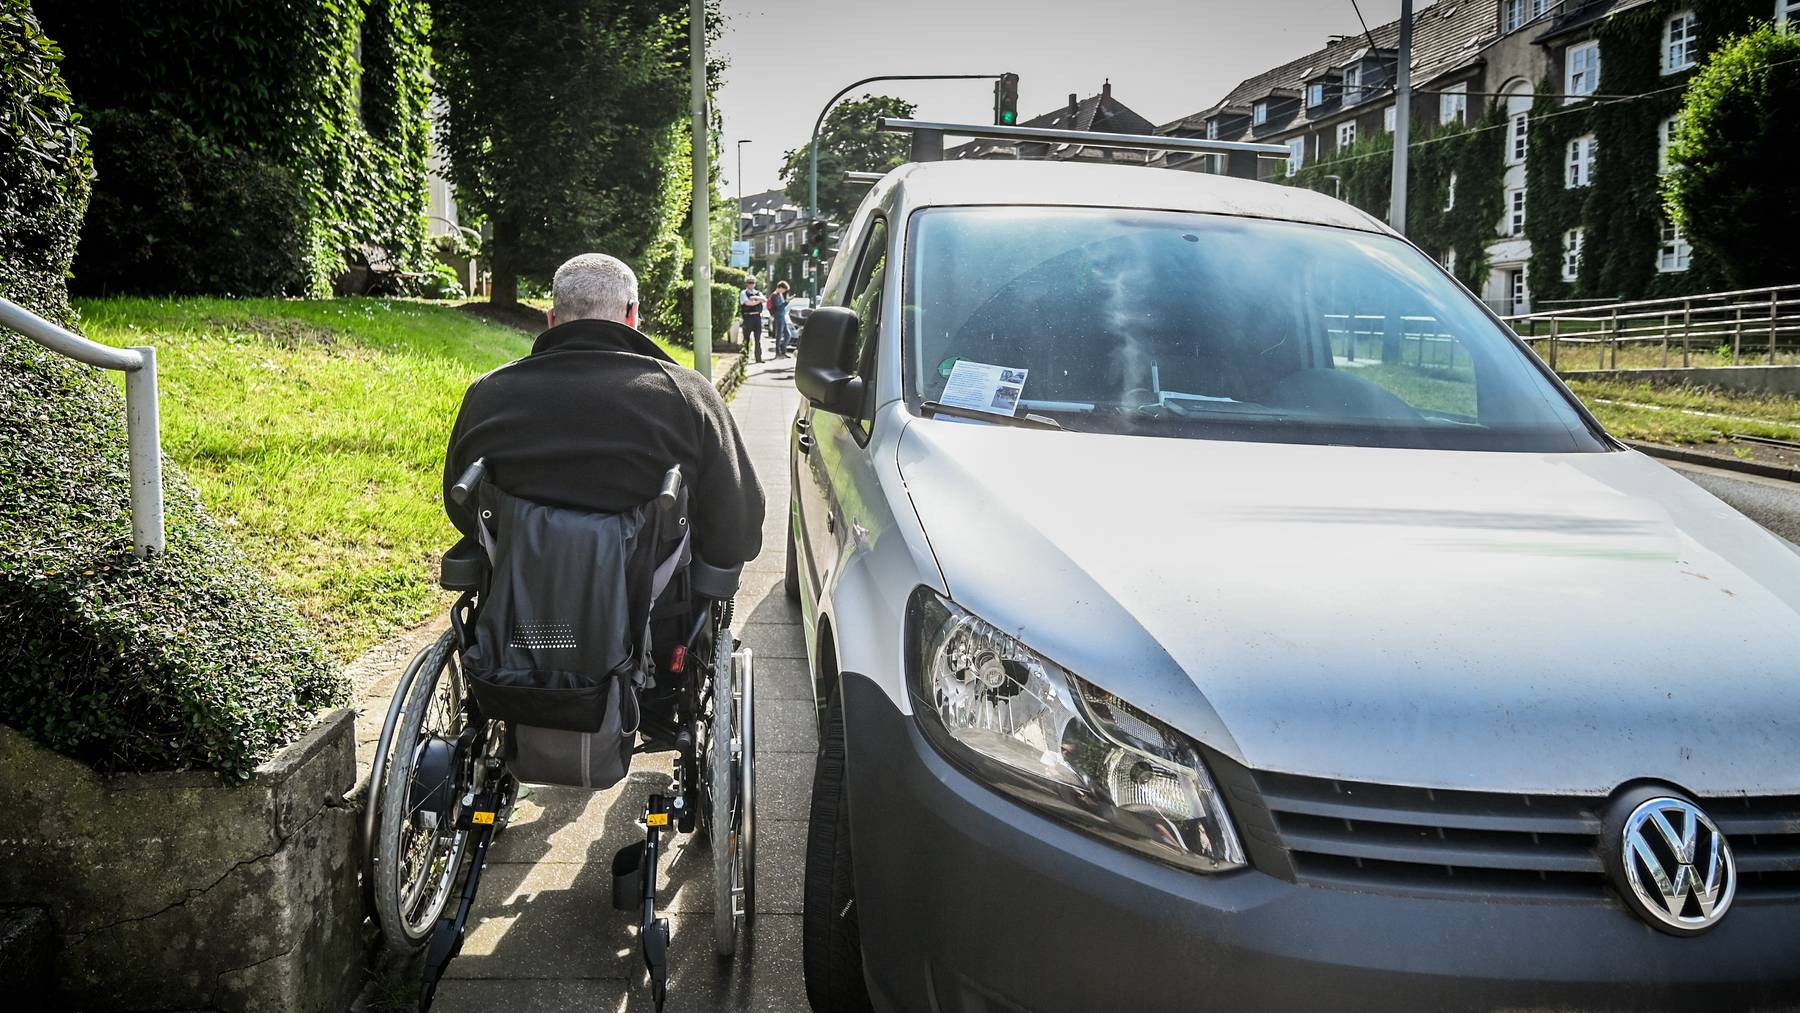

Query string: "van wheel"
[[803, 690, 873, 1012], [784, 514, 802, 602]]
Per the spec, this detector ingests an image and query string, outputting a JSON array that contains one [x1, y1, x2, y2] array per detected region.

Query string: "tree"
[[1662, 23, 1800, 288], [780, 94, 916, 226], [433, 0, 695, 305]]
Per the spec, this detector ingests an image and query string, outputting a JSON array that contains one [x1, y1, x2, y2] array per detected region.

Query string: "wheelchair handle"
[[656, 464, 683, 515], [451, 457, 488, 505]]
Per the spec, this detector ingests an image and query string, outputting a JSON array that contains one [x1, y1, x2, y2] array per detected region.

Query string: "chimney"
[[1102, 78, 1112, 102], [1068, 93, 1079, 126]]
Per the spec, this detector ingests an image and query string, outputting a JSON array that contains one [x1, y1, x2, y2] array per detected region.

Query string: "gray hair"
[[552, 253, 638, 323]]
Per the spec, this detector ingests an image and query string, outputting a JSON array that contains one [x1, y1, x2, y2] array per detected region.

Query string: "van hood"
[[896, 419, 1800, 795]]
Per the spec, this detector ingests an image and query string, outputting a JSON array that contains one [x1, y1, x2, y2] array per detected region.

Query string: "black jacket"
[[443, 318, 765, 567]]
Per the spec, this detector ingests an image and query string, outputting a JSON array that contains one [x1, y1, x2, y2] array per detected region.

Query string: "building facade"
[[738, 188, 838, 289], [1160, 0, 1787, 314]]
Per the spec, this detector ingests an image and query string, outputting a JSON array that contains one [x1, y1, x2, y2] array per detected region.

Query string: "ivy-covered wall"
[[0, 0, 91, 327], [1523, 0, 1764, 307], [1287, 110, 1506, 292], [1285, 0, 1773, 306], [41, 0, 433, 296]]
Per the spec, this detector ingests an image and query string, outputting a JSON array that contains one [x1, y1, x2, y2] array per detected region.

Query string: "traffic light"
[[994, 73, 1019, 126], [806, 220, 829, 259]]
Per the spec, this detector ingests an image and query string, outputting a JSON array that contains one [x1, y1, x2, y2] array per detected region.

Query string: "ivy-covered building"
[[1159, 0, 1793, 315]]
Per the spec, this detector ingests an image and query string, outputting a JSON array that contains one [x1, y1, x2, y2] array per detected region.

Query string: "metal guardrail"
[[0, 296, 164, 556], [1501, 284, 1800, 372]]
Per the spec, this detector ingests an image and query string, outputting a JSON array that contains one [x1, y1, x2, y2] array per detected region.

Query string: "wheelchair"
[[363, 458, 755, 1010]]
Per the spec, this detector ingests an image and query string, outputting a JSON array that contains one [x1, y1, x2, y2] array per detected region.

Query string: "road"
[[1663, 458, 1800, 549]]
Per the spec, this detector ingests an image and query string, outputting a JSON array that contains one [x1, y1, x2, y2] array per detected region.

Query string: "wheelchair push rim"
[[709, 634, 754, 956], [373, 633, 474, 947]]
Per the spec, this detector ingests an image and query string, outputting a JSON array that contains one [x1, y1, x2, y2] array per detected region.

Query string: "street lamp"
[[736, 139, 751, 240]]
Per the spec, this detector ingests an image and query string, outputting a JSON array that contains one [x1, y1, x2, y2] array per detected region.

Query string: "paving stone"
[[752, 657, 815, 702], [739, 623, 807, 660], [752, 751, 816, 822], [754, 700, 820, 754]]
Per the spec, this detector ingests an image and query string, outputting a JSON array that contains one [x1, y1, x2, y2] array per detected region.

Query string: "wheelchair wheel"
[[373, 632, 471, 950], [708, 631, 755, 956]]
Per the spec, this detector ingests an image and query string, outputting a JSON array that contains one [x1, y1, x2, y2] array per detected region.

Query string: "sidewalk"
[[428, 361, 813, 1011]]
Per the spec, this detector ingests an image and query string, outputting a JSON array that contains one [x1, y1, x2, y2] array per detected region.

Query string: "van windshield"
[[903, 206, 1607, 452]]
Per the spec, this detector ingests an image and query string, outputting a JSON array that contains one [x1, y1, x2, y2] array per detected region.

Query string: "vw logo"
[[1615, 795, 1735, 935]]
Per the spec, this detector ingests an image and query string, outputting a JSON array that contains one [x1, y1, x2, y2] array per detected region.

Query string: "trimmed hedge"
[[712, 263, 752, 290], [74, 110, 310, 297], [0, 335, 344, 778], [658, 279, 737, 348], [0, 0, 91, 327]]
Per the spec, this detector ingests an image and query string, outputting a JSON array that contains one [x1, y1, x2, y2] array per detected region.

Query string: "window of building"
[[1502, 0, 1525, 33], [1566, 134, 1596, 187], [1442, 249, 1458, 275], [1509, 108, 1529, 163], [1254, 102, 1269, 126], [1782, 1, 1800, 29], [1337, 120, 1357, 149], [1664, 12, 1698, 74], [1307, 82, 1325, 106], [766, 236, 776, 256], [1206, 119, 1220, 140], [1286, 137, 1306, 176], [1445, 171, 1457, 211], [1658, 114, 1683, 173], [1658, 219, 1692, 272], [1384, 106, 1397, 133], [1507, 188, 1526, 236], [785, 231, 796, 251], [1561, 228, 1585, 281], [1343, 65, 1363, 105], [1439, 83, 1467, 125], [1566, 41, 1600, 102]]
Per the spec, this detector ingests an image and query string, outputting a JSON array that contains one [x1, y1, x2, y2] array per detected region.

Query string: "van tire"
[[802, 689, 873, 1012]]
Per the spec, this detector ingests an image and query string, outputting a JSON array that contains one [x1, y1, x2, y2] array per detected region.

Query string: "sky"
[[715, 0, 1407, 200]]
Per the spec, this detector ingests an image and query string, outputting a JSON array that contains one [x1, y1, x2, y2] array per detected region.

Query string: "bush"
[[656, 279, 737, 348], [1663, 23, 1800, 288], [71, 110, 310, 297], [0, 335, 344, 778], [635, 231, 686, 328], [712, 263, 752, 290], [0, 1, 92, 327]]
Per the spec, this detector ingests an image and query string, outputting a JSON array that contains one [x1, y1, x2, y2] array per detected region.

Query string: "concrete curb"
[[1626, 440, 1800, 484]]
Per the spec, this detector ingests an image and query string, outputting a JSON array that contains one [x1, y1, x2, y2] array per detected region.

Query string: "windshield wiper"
[[920, 400, 1063, 430]]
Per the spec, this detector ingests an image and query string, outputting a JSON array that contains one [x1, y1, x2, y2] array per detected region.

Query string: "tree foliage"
[[0, 0, 91, 327], [781, 94, 917, 225], [1663, 22, 1800, 288], [432, 0, 698, 305], [40, 0, 434, 295]]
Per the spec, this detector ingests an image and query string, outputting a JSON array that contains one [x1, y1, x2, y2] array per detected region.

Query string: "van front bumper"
[[839, 672, 1800, 1013]]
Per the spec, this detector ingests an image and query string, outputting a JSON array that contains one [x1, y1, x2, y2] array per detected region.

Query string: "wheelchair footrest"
[[612, 841, 645, 911]]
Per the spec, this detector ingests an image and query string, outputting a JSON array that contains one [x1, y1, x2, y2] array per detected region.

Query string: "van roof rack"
[[877, 118, 1289, 179]]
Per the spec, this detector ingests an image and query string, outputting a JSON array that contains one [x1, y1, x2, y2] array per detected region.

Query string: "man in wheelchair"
[[368, 253, 765, 1010]]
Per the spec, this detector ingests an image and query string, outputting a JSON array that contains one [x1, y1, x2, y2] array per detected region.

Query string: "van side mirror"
[[795, 306, 865, 417]]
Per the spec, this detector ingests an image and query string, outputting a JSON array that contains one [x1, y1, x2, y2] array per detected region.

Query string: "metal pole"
[[1388, 0, 1413, 234], [807, 74, 1000, 228], [735, 140, 750, 240], [1770, 289, 1780, 365], [123, 346, 164, 557], [1549, 316, 1559, 371], [690, 0, 711, 380], [1682, 300, 1691, 367]]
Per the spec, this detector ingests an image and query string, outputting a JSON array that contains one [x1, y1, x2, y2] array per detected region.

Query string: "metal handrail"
[[1504, 283, 1800, 322], [0, 296, 164, 556]]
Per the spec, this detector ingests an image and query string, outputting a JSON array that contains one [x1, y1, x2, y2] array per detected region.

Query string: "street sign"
[[729, 240, 750, 268]]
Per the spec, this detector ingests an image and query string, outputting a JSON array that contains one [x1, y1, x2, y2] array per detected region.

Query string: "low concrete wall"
[[1558, 365, 1800, 396], [0, 709, 363, 1012]]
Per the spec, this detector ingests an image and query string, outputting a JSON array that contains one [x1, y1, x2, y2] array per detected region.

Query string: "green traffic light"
[[1001, 111, 1016, 125]]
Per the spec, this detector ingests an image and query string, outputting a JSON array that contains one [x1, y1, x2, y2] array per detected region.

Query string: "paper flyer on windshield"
[[941, 360, 1028, 416]]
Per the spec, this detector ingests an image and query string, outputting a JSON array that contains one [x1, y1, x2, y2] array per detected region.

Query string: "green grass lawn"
[[76, 296, 691, 659], [1564, 378, 1800, 445]]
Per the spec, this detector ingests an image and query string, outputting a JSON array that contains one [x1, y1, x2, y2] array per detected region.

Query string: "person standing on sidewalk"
[[739, 278, 765, 364], [770, 281, 793, 358]]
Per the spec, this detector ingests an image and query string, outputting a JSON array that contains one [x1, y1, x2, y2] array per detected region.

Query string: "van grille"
[[1220, 765, 1800, 902]]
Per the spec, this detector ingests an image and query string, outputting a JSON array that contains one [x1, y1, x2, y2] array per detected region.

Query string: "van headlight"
[[907, 589, 1245, 874]]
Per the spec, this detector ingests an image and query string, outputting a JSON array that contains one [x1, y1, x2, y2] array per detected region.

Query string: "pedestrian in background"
[[740, 277, 765, 363], [770, 281, 793, 358]]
